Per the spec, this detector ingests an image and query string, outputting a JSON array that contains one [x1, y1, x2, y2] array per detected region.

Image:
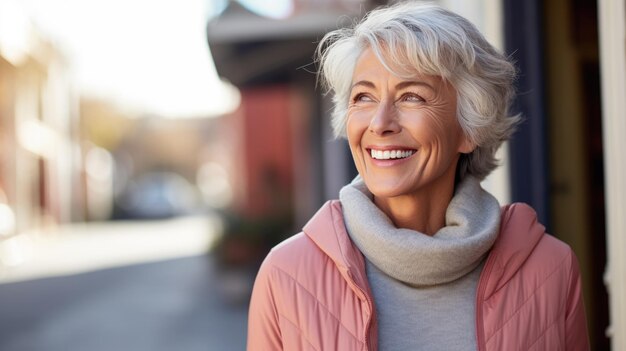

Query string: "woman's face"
[[346, 48, 474, 198]]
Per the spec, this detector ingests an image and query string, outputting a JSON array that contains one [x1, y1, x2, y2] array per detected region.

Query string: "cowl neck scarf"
[[339, 175, 501, 286]]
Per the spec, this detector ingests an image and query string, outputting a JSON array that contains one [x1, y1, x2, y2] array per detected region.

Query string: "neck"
[[373, 168, 457, 236]]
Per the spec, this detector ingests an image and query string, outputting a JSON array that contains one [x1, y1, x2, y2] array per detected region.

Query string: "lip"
[[365, 145, 416, 151], [365, 146, 417, 167]]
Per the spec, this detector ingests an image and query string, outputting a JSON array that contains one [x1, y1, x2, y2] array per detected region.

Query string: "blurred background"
[[0, 0, 624, 350]]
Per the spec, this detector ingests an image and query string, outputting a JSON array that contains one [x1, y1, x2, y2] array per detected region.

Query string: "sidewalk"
[[0, 215, 222, 283], [0, 216, 251, 351]]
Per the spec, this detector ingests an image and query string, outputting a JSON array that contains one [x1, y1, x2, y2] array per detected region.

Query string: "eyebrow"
[[351, 80, 376, 90], [350, 80, 435, 92]]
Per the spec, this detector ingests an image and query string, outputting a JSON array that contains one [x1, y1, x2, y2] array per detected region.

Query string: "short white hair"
[[317, 1, 520, 180]]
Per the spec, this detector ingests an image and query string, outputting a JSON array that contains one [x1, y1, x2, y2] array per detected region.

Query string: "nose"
[[369, 102, 400, 135]]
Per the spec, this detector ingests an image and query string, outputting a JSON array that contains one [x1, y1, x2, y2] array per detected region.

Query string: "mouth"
[[367, 148, 417, 160]]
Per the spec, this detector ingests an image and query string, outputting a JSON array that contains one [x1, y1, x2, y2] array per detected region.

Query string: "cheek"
[[346, 114, 370, 172], [407, 117, 442, 143], [411, 113, 462, 146], [346, 113, 368, 147]]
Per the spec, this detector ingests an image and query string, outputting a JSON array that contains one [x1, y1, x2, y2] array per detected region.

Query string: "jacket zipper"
[[358, 286, 374, 351], [347, 270, 374, 350], [364, 294, 374, 350]]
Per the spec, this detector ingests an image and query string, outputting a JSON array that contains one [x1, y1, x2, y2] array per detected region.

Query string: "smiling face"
[[347, 48, 474, 199]]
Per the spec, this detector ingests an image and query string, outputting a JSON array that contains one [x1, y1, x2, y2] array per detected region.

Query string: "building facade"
[[0, 0, 81, 265]]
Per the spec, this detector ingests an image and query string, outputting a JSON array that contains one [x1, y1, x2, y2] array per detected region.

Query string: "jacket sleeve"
[[247, 252, 282, 351], [564, 249, 590, 351]]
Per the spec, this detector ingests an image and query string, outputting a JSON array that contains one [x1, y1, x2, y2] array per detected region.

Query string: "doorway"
[[543, 0, 609, 349]]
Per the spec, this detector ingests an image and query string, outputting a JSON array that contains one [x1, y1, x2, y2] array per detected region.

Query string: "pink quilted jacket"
[[247, 201, 590, 350]]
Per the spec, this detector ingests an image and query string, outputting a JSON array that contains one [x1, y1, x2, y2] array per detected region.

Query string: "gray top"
[[339, 176, 501, 350]]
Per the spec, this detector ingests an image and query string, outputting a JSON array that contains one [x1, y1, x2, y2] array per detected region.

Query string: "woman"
[[247, 2, 589, 350]]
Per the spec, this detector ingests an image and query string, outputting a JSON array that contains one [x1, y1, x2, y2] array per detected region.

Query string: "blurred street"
[[0, 218, 251, 351]]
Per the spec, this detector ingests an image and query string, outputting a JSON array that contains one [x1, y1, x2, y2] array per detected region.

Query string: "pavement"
[[0, 216, 253, 351]]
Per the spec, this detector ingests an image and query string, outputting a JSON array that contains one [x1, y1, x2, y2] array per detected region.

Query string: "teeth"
[[370, 149, 414, 160]]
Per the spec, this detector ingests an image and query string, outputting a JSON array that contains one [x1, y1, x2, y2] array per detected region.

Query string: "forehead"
[[351, 48, 441, 86]]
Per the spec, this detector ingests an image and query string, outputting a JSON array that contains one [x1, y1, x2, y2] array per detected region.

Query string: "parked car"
[[115, 171, 200, 219]]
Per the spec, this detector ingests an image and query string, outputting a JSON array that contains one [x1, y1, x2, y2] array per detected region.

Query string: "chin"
[[362, 177, 417, 199]]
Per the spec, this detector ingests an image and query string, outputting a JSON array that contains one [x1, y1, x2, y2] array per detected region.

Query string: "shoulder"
[[252, 230, 357, 324], [529, 231, 582, 292], [533, 232, 575, 267], [256, 232, 334, 290], [498, 207, 579, 293], [519, 233, 579, 297], [264, 232, 325, 269], [261, 199, 348, 278], [488, 203, 580, 296], [501, 202, 577, 275]]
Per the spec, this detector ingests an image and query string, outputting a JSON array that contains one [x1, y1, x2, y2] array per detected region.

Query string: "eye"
[[400, 92, 424, 103], [352, 93, 374, 103]]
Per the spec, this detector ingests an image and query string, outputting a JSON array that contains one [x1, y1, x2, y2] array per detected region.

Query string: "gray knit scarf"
[[339, 175, 501, 286]]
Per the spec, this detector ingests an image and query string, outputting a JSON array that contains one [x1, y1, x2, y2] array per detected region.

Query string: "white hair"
[[317, 1, 520, 180]]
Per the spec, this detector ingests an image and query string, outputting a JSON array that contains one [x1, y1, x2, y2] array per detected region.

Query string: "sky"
[[18, 0, 241, 118]]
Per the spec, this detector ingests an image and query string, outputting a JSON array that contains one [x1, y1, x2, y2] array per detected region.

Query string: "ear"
[[458, 135, 476, 154]]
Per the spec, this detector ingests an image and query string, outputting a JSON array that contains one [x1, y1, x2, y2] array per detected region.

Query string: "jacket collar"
[[481, 203, 545, 298], [302, 200, 370, 294]]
